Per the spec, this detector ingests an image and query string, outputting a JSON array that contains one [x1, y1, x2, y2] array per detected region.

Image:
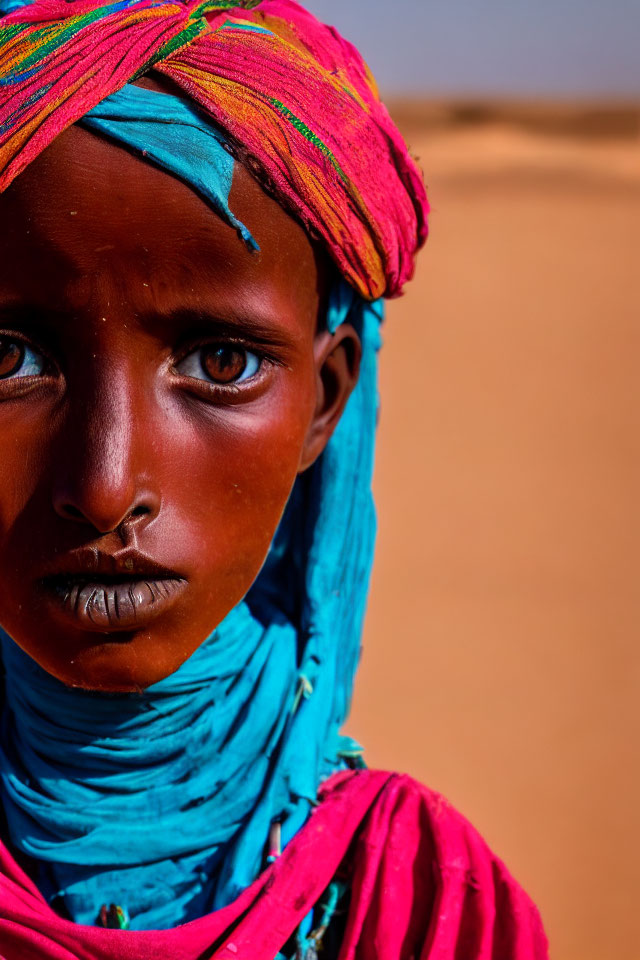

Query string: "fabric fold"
[[0, 770, 549, 960], [0, 0, 428, 298]]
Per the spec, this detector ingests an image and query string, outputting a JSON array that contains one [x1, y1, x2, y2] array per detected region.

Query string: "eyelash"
[[174, 342, 264, 387], [0, 334, 50, 382], [0, 331, 277, 404]]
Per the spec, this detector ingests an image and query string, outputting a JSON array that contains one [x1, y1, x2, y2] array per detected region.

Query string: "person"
[[0, 0, 548, 957]]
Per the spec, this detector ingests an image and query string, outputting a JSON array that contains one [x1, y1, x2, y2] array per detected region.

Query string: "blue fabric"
[[0, 81, 383, 931], [0, 0, 33, 11], [82, 85, 258, 251]]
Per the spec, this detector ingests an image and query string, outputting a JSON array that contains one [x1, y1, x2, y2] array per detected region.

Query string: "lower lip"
[[43, 577, 187, 631]]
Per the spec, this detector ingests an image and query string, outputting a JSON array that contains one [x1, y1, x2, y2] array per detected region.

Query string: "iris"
[[0, 336, 46, 379], [177, 344, 261, 384]]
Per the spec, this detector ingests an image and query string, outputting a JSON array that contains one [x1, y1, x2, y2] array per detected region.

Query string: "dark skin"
[[0, 119, 360, 693]]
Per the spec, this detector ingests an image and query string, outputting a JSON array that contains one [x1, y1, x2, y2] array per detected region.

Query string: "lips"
[[39, 548, 187, 632]]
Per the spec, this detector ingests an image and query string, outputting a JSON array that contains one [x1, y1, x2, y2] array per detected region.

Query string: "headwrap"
[[0, 0, 428, 300], [0, 0, 428, 935]]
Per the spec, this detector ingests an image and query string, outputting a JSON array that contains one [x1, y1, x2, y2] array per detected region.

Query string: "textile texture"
[[0, 770, 549, 960], [0, 0, 428, 299]]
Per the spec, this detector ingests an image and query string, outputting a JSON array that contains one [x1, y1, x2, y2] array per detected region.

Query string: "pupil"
[[202, 346, 246, 383], [0, 339, 23, 379]]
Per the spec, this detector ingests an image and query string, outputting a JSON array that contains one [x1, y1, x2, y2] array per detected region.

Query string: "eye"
[[176, 344, 261, 385], [0, 336, 47, 380]]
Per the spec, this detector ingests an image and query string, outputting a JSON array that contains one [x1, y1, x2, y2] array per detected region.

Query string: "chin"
[[30, 631, 195, 694], [1, 588, 229, 693]]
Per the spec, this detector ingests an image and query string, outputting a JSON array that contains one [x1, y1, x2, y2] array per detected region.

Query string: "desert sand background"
[[344, 102, 640, 960]]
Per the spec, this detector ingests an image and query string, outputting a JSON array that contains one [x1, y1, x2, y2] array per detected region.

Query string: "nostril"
[[56, 501, 154, 529], [61, 504, 86, 521]]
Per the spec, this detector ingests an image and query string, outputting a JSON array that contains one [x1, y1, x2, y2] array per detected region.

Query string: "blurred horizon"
[[334, 19, 640, 958], [304, 0, 640, 100], [301, 9, 640, 960]]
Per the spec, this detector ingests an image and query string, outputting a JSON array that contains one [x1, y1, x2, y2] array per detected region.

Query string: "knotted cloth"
[[0, 0, 428, 299]]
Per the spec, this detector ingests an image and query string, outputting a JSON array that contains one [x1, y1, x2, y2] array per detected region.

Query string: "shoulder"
[[319, 769, 549, 959]]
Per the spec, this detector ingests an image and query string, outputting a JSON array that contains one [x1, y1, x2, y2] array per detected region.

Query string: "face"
[[0, 121, 360, 692]]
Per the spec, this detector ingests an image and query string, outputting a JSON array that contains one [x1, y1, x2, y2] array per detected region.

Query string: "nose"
[[52, 370, 160, 535], [55, 498, 157, 533]]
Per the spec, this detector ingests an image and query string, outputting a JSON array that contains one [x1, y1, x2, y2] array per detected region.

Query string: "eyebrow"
[[0, 301, 309, 349], [148, 306, 303, 349], [0, 301, 68, 324], [0, 302, 71, 346]]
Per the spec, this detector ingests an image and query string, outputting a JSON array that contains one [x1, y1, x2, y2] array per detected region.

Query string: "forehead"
[[0, 122, 323, 324]]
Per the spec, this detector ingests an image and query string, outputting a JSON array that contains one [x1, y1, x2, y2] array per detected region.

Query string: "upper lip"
[[39, 547, 183, 582]]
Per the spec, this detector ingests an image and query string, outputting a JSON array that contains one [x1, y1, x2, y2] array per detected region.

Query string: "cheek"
[[0, 367, 316, 691], [154, 377, 316, 589], [0, 400, 56, 534]]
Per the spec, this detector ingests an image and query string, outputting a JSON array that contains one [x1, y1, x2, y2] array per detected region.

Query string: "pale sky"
[[304, 0, 640, 98]]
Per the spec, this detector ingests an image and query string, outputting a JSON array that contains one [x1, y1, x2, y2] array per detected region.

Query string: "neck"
[[0, 603, 304, 929]]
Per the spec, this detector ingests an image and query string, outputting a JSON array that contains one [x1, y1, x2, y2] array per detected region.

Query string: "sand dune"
[[346, 102, 640, 960]]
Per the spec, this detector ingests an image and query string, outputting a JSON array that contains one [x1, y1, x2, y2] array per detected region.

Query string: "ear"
[[298, 323, 362, 473]]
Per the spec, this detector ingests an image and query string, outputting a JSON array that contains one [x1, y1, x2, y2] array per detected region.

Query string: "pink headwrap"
[[0, 0, 428, 299]]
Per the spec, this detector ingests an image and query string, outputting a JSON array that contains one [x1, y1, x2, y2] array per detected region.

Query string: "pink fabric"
[[0, 0, 428, 300], [0, 770, 548, 959]]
